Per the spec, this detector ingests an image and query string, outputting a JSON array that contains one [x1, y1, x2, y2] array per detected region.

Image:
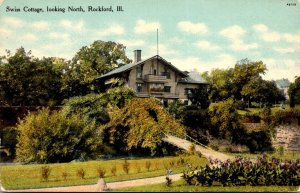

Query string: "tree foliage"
[[62, 41, 131, 96], [104, 98, 186, 155], [0, 48, 64, 106], [288, 76, 300, 107], [16, 108, 106, 163]]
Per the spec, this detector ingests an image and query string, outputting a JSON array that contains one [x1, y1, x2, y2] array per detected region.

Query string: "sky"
[[0, 0, 299, 82]]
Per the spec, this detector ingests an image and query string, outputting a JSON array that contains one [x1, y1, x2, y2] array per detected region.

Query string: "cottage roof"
[[96, 55, 207, 84], [275, 78, 290, 88]]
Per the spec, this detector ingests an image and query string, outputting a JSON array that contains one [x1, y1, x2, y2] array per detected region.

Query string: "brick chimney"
[[133, 50, 141, 63]]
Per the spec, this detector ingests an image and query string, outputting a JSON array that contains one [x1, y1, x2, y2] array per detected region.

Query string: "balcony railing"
[[136, 92, 179, 99], [143, 74, 167, 82]]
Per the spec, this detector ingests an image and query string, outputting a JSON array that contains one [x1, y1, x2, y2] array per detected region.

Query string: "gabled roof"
[[96, 54, 207, 85], [275, 78, 290, 88]]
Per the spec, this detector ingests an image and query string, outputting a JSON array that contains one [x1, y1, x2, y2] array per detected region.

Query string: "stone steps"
[[272, 125, 300, 151]]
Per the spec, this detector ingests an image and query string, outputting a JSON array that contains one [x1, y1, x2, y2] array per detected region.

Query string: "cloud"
[[117, 39, 144, 47], [2, 17, 24, 28], [97, 24, 125, 36], [283, 33, 300, 44], [177, 21, 208, 34], [220, 25, 258, 51], [195, 40, 220, 51], [21, 33, 39, 42], [32, 21, 50, 30], [273, 47, 295, 54], [253, 23, 281, 42], [134, 20, 160, 34], [0, 28, 12, 36], [148, 43, 178, 57], [262, 58, 299, 82], [48, 32, 71, 45], [60, 19, 85, 32], [171, 53, 236, 73], [220, 25, 245, 40]]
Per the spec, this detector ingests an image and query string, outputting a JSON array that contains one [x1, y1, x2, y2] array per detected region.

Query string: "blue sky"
[[0, 0, 299, 82]]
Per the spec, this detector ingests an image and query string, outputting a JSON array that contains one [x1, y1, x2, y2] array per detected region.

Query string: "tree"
[[288, 76, 300, 107], [16, 108, 107, 163], [104, 98, 186, 155], [188, 85, 210, 109], [62, 41, 131, 97], [241, 77, 285, 108], [0, 48, 64, 106]]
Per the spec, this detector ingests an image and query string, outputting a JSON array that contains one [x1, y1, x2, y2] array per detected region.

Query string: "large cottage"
[[96, 50, 207, 106]]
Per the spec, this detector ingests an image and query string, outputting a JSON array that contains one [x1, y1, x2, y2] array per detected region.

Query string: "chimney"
[[133, 50, 141, 63]]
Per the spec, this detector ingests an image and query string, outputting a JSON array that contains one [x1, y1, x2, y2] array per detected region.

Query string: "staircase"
[[161, 134, 234, 162], [272, 125, 300, 151]]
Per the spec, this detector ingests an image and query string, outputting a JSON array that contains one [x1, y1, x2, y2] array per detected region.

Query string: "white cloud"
[[177, 21, 208, 34], [253, 24, 268, 33], [32, 21, 49, 30], [230, 40, 258, 51], [2, 17, 24, 28], [48, 32, 71, 45], [134, 20, 160, 34], [253, 23, 281, 42], [220, 25, 257, 51], [171, 53, 236, 73], [273, 47, 295, 53], [60, 19, 85, 32], [117, 39, 144, 47], [220, 25, 245, 40], [195, 40, 220, 51], [97, 24, 125, 36], [21, 33, 38, 42], [148, 43, 178, 57], [0, 28, 12, 36], [283, 33, 300, 44]]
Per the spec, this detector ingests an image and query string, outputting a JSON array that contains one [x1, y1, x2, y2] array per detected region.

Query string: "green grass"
[[237, 104, 300, 116], [0, 154, 208, 190], [116, 179, 299, 192], [228, 151, 300, 161]]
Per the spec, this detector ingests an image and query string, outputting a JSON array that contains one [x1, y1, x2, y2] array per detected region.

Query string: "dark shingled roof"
[[275, 78, 290, 88], [96, 55, 207, 84]]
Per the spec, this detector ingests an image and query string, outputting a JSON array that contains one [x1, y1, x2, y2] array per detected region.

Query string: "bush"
[[96, 166, 106, 178], [145, 161, 151, 171], [182, 155, 300, 186], [62, 172, 68, 181], [122, 160, 130, 174], [16, 108, 105, 163], [188, 144, 196, 155], [76, 168, 85, 179], [110, 165, 117, 176], [40, 166, 51, 182], [165, 176, 172, 187]]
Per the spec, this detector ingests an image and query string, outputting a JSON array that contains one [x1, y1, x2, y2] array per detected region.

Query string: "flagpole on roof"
[[157, 28, 159, 57]]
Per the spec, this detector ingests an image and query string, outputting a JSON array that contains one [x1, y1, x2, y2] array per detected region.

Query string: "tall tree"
[[62, 41, 131, 97], [288, 76, 300, 107]]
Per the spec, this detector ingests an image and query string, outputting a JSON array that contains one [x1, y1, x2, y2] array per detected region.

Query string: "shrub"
[[122, 160, 130, 174], [110, 165, 117, 176], [145, 161, 151, 171], [96, 166, 106, 178], [134, 163, 141, 173], [278, 146, 284, 156], [16, 108, 105, 163], [188, 144, 196, 155], [40, 166, 51, 182], [182, 156, 300, 186], [165, 176, 172, 187], [169, 160, 175, 168], [76, 168, 85, 179], [62, 172, 68, 181]]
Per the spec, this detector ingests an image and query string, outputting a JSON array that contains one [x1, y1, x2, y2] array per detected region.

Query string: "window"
[[154, 69, 157, 75], [163, 67, 171, 79], [163, 99, 168, 107], [137, 83, 142, 92], [136, 65, 142, 79], [184, 88, 193, 95], [164, 86, 171, 93]]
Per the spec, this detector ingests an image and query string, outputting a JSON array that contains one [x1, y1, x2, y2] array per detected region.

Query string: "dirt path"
[[1, 173, 182, 192], [162, 134, 234, 162]]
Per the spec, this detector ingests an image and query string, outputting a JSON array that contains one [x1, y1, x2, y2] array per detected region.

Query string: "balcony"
[[136, 92, 179, 99], [143, 74, 167, 82]]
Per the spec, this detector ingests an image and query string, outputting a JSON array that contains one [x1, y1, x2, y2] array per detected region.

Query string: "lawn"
[[0, 154, 207, 190], [237, 104, 300, 116], [116, 179, 299, 192]]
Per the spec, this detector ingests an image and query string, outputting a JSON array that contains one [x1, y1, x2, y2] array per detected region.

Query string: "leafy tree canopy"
[[104, 98, 186, 154]]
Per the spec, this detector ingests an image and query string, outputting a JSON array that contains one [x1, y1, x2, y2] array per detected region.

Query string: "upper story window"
[[136, 65, 142, 79], [184, 88, 193, 95], [163, 67, 171, 79]]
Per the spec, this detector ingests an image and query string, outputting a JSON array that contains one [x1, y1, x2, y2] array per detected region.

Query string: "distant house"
[[275, 78, 291, 100], [96, 50, 207, 106]]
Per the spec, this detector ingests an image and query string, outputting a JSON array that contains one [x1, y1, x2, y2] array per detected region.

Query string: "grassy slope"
[[116, 179, 299, 192], [0, 155, 207, 190]]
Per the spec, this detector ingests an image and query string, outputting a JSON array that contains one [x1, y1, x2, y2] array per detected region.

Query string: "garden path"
[[162, 134, 234, 162]]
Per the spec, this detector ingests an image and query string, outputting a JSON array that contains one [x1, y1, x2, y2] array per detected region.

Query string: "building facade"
[[96, 50, 207, 106]]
